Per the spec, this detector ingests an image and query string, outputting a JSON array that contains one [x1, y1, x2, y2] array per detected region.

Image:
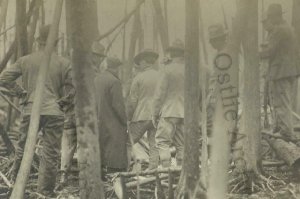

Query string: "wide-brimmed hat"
[[208, 24, 227, 40], [267, 4, 284, 18], [134, 49, 159, 65], [106, 57, 122, 69], [165, 39, 185, 52], [261, 11, 268, 22], [91, 42, 106, 57], [36, 25, 51, 44]]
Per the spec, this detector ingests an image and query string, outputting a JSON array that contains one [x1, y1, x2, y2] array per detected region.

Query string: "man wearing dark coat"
[[94, 57, 128, 176], [0, 25, 73, 196], [59, 41, 106, 185], [260, 4, 300, 142]]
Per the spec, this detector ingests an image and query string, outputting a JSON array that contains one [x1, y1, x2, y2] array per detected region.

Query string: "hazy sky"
[[0, 0, 295, 62]]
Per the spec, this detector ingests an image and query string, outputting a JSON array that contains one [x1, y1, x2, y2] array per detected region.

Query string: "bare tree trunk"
[[207, 0, 250, 197], [122, 0, 143, 98], [0, 0, 38, 72], [27, 0, 40, 53], [9, 1, 64, 198], [152, 0, 169, 52], [163, 0, 169, 41], [240, 0, 261, 181], [228, 0, 269, 194], [122, 0, 128, 61], [176, 0, 203, 198], [40, 0, 45, 26], [64, 0, 72, 57], [68, 0, 104, 198], [0, 0, 8, 31], [16, 0, 28, 57], [292, 0, 300, 114], [199, 0, 209, 187], [153, 14, 159, 51]]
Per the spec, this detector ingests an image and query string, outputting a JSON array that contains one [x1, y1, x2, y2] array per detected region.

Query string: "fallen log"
[[262, 160, 285, 167], [265, 137, 300, 167], [126, 174, 168, 188], [119, 167, 181, 178], [0, 171, 12, 188]]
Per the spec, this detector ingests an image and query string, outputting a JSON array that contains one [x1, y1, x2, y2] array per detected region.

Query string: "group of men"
[[0, 21, 188, 196], [0, 2, 299, 197]]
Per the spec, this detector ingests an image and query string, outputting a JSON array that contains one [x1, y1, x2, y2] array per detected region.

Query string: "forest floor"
[[0, 141, 300, 198]]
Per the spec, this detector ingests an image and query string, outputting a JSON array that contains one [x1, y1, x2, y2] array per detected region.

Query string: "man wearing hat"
[[260, 3, 300, 142], [127, 49, 160, 170], [152, 39, 185, 167], [90, 41, 106, 73], [94, 57, 128, 177], [0, 25, 73, 196], [59, 41, 106, 186], [208, 23, 227, 52]]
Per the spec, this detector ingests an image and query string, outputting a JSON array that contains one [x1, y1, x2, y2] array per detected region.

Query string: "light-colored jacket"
[[152, 61, 184, 118], [127, 67, 160, 122], [0, 51, 72, 115]]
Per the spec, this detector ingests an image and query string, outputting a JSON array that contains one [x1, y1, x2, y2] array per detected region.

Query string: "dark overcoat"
[[94, 70, 128, 169], [261, 20, 300, 80]]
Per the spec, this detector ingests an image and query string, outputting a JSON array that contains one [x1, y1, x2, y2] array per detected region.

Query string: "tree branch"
[[96, 0, 145, 41]]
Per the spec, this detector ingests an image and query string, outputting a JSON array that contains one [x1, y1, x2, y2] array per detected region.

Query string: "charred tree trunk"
[[16, 0, 28, 57], [64, 0, 72, 57], [176, 0, 203, 198], [9, 1, 64, 198], [207, 0, 250, 198], [163, 0, 169, 41], [123, 0, 143, 98], [199, 0, 209, 187], [228, 0, 272, 194], [68, 0, 104, 198], [27, 0, 40, 53], [239, 0, 262, 181], [152, 0, 169, 52], [0, 0, 38, 72], [0, 0, 8, 31], [292, 0, 300, 114]]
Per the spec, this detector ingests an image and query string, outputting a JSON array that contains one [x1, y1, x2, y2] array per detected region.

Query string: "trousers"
[[128, 120, 159, 169], [13, 115, 64, 195], [269, 77, 297, 141], [61, 114, 76, 173], [155, 117, 184, 167]]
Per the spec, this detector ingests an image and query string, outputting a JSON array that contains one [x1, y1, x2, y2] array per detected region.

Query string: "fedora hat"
[[91, 41, 106, 57], [165, 39, 185, 52], [208, 24, 227, 40], [134, 49, 159, 65], [106, 57, 122, 69], [36, 25, 51, 44], [267, 3, 284, 17]]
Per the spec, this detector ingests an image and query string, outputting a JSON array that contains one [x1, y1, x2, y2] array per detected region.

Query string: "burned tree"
[[152, 0, 169, 51], [176, 0, 203, 198], [16, 0, 28, 57], [9, 1, 64, 198], [68, 0, 104, 198]]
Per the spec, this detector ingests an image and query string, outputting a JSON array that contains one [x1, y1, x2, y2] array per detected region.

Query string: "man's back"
[[129, 68, 160, 121], [94, 70, 127, 126], [153, 62, 185, 118], [0, 51, 71, 115]]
